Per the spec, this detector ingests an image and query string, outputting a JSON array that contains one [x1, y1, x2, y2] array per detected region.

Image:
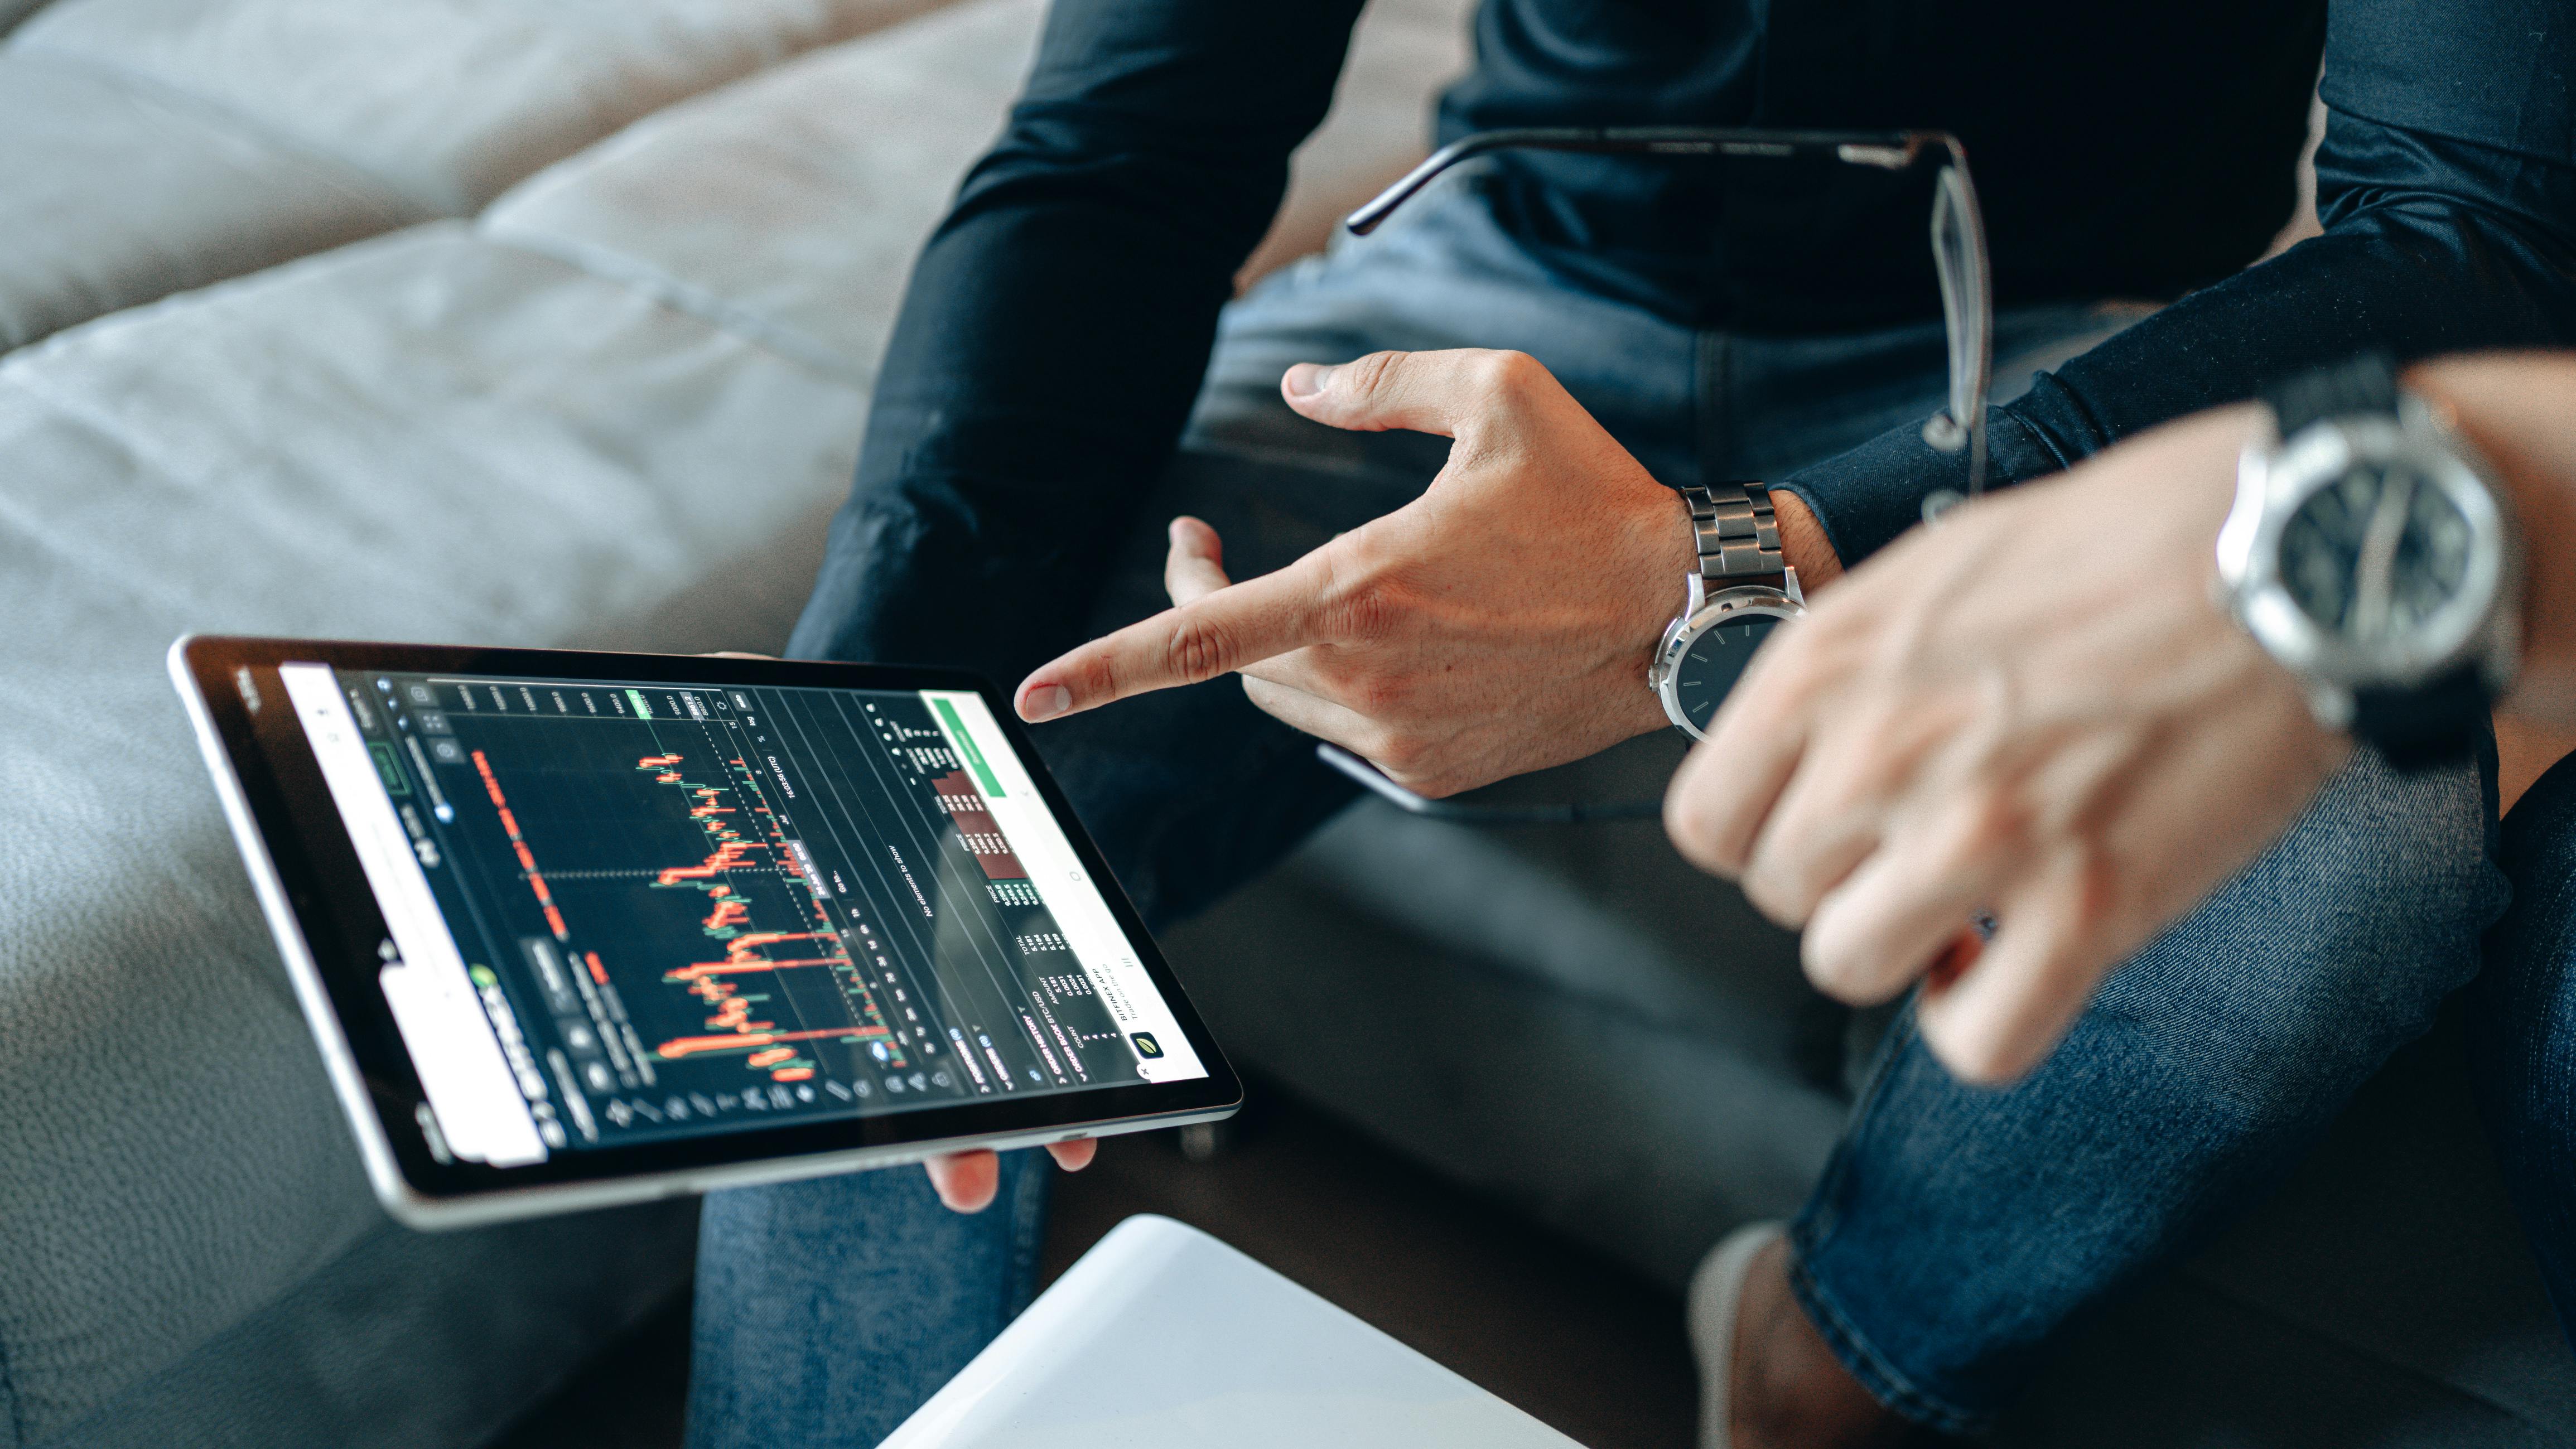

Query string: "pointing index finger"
[[1017, 552, 1336, 721]]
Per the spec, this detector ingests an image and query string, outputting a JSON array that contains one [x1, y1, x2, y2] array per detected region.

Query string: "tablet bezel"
[[172, 635, 1241, 1229]]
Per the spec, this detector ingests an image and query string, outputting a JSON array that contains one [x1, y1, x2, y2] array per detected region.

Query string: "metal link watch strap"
[[1680, 481, 1787, 588]]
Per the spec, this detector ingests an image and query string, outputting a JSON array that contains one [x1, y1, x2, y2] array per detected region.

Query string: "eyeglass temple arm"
[[1345, 127, 1943, 235], [1347, 127, 1994, 503], [1921, 136, 1993, 498]]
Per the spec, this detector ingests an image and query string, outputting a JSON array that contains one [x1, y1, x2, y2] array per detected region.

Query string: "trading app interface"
[[277, 664, 1204, 1168]]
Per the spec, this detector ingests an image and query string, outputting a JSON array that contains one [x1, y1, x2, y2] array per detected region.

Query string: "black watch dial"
[[1672, 614, 1783, 732], [2279, 463, 2473, 643]]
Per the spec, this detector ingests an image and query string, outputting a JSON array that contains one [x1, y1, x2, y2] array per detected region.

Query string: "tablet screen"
[[277, 662, 1206, 1170]]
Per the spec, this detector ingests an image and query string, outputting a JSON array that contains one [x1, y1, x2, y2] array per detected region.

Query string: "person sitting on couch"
[[688, 0, 2576, 1445]]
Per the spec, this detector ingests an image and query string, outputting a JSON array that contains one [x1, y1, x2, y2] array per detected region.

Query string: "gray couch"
[[2, 0, 2568, 1444], [0, 0, 1467, 1443]]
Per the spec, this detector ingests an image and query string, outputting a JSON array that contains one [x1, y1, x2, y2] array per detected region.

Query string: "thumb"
[[1281, 347, 1554, 438]]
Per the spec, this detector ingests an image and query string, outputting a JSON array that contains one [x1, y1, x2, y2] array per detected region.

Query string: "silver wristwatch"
[[1647, 481, 1805, 740], [2217, 353, 2521, 770]]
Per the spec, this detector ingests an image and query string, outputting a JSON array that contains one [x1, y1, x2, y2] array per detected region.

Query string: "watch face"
[[1671, 614, 1783, 733], [2279, 462, 2473, 643]]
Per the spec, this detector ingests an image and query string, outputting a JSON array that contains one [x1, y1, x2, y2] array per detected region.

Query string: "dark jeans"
[[2476, 750, 2576, 1351], [689, 173, 2563, 1437]]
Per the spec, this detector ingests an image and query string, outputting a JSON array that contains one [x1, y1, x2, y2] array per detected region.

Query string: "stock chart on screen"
[[283, 663, 1201, 1163]]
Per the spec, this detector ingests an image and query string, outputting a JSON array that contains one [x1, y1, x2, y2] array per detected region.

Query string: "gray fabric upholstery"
[[484, 0, 1051, 386], [0, 0, 1488, 1440], [0, 0, 54, 38], [0, 51, 421, 352], [43, 1206, 697, 1449], [0, 0, 949, 352], [11, 0, 947, 215], [0, 226, 866, 1442]]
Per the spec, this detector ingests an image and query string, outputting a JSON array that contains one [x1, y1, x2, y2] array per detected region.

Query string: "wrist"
[[2404, 358, 2576, 718], [1769, 489, 1843, 592]]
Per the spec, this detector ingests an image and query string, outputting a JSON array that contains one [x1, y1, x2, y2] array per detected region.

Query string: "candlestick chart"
[[344, 669, 1140, 1153]]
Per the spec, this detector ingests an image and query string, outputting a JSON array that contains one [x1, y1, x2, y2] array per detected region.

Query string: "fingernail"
[[1021, 683, 1072, 721], [1283, 363, 1336, 398]]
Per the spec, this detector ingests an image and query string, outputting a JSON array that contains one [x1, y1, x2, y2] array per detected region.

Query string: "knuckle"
[[1083, 651, 1121, 701], [1738, 868, 1804, 930], [1160, 613, 1237, 683], [1802, 952, 1873, 1006], [1348, 668, 1413, 718], [1339, 586, 1403, 646], [1319, 548, 1403, 645], [1663, 790, 1725, 871], [1473, 349, 1543, 397], [1953, 791, 2032, 863], [1373, 732, 1434, 780], [1937, 1028, 2026, 1086], [1342, 349, 1405, 399]]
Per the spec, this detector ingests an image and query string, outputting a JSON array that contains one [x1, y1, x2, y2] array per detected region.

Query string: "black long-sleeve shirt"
[[789, 0, 2576, 679]]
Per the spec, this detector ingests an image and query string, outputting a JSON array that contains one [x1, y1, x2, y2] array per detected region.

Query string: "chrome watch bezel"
[[1649, 579, 1806, 740], [2216, 393, 2520, 725]]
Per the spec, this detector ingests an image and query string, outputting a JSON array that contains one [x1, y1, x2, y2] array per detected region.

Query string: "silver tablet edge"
[[168, 635, 426, 1221], [167, 636, 1239, 1233], [375, 1104, 1237, 1231]]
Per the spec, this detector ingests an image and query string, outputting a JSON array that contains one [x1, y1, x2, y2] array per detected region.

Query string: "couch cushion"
[[0, 52, 420, 352], [481, 0, 1474, 380], [0, 0, 956, 352], [44, 1205, 696, 1449], [483, 0, 1047, 385], [0, 223, 865, 1440], [12, 0, 951, 216]]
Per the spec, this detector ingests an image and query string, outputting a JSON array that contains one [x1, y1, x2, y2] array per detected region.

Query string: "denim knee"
[[1792, 748, 2505, 1433]]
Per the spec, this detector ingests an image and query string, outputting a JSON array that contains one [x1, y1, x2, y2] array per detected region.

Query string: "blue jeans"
[[700, 172, 2535, 1436], [2476, 751, 2576, 1349], [1794, 748, 2505, 1433], [684, 1151, 1047, 1449]]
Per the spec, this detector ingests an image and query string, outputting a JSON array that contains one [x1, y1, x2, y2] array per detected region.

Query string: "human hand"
[[1014, 349, 1838, 797], [924, 1139, 1096, 1213], [1663, 406, 2351, 1083]]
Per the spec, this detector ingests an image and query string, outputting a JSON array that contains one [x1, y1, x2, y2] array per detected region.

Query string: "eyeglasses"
[[1329, 128, 1994, 827], [1349, 126, 1994, 511]]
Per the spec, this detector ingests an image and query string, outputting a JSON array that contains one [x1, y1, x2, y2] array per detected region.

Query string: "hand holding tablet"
[[172, 637, 1238, 1228]]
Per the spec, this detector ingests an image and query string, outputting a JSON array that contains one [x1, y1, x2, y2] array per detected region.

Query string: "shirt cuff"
[[1773, 407, 2073, 567]]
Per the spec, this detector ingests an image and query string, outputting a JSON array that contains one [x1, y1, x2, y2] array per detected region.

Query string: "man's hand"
[[1662, 407, 2352, 1084], [924, 1140, 1096, 1213], [1014, 349, 1837, 798]]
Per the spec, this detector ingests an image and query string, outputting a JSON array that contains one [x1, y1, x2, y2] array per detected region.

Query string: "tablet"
[[171, 636, 1239, 1229]]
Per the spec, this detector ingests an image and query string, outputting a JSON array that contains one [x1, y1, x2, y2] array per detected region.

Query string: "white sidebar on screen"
[[923, 690, 1210, 1083], [280, 664, 547, 1167]]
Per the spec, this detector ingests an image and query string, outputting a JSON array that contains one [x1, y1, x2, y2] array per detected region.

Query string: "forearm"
[[789, 0, 1363, 680], [1778, 0, 2576, 568], [1779, 197, 2576, 568]]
